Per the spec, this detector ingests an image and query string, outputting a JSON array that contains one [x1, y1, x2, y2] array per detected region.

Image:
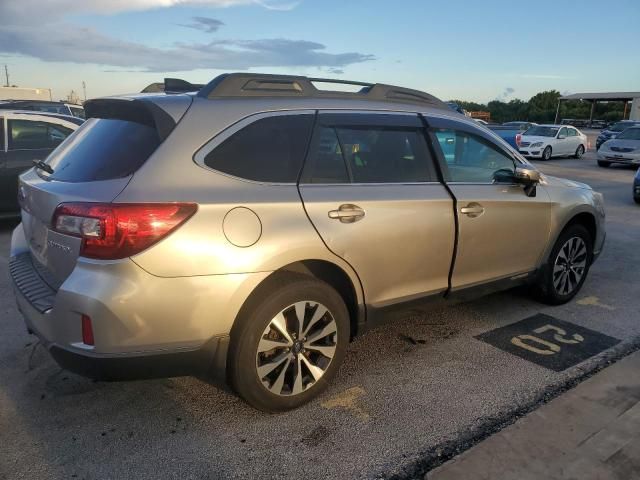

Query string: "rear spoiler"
[[84, 98, 177, 140], [140, 78, 205, 94]]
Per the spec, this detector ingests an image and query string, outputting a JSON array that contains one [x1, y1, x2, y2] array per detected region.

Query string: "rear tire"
[[228, 273, 349, 412], [597, 160, 611, 167], [574, 145, 585, 159], [534, 224, 593, 305], [634, 196, 640, 205], [542, 146, 552, 160]]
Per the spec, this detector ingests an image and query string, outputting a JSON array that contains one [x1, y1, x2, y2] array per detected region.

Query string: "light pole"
[[82, 81, 86, 102]]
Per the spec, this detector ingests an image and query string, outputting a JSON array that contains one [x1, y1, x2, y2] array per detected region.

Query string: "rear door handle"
[[460, 203, 484, 218], [328, 204, 365, 223]]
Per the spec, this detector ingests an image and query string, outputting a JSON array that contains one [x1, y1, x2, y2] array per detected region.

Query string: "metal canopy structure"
[[555, 91, 640, 125]]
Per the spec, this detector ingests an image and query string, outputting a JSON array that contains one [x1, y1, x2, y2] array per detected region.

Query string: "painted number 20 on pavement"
[[511, 324, 584, 355]]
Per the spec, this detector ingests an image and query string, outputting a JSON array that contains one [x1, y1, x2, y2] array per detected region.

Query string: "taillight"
[[81, 314, 94, 345], [516, 134, 522, 148], [52, 203, 197, 260]]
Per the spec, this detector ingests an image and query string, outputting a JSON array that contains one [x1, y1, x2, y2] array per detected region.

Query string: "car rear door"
[[0, 115, 8, 211], [426, 115, 552, 291], [4, 114, 76, 212], [298, 111, 455, 308]]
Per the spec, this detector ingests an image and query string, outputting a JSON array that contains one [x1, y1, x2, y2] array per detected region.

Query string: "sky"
[[1, 0, 639, 103]]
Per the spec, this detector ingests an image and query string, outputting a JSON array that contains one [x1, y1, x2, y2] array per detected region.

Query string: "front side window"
[[432, 128, 515, 183], [204, 114, 314, 183], [558, 127, 568, 138], [8, 119, 61, 150]]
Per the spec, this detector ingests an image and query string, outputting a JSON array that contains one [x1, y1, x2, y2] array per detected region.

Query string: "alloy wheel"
[[255, 301, 337, 396], [553, 236, 587, 295]]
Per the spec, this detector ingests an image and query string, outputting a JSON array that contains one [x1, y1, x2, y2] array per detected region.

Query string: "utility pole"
[[82, 81, 86, 102], [3, 65, 9, 87]]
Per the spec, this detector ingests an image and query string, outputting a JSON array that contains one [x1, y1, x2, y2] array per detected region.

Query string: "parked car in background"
[[502, 121, 537, 131], [596, 120, 640, 149], [519, 125, 587, 160], [446, 101, 467, 115], [634, 168, 640, 204], [9, 73, 605, 411], [597, 126, 640, 168], [0, 111, 82, 215], [0, 100, 85, 118]]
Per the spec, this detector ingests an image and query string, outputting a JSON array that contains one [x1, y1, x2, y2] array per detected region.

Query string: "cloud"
[[0, 0, 373, 73], [496, 86, 515, 101], [1, 0, 296, 23], [0, 24, 374, 72], [180, 16, 225, 33], [326, 67, 344, 75], [519, 74, 568, 80]]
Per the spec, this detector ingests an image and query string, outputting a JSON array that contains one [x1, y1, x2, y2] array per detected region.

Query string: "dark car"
[[0, 100, 85, 118], [0, 110, 81, 216], [596, 120, 640, 149], [634, 168, 640, 204]]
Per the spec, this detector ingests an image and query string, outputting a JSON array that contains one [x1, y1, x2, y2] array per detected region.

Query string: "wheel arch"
[[230, 259, 365, 343]]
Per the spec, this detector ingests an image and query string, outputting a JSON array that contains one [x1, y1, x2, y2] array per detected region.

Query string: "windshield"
[[611, 122, 636, 132], [524, 126, 559, 137], [617, 128, 640, 140]]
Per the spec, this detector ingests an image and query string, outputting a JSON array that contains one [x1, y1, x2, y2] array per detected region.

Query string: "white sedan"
[[518, 125, 588, 160]]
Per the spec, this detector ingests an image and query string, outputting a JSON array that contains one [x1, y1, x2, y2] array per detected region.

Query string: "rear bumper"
[[9, 222, 270, 382], [49, 336, 229, 383]]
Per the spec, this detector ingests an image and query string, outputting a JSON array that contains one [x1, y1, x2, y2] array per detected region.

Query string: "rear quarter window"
[[203, 114, 315, 183], [45, 118, 160, 182]]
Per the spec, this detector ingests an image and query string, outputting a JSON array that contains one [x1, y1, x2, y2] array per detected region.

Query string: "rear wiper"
[[33, 159, 54, 174]]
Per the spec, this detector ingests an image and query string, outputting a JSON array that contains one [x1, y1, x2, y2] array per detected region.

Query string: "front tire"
[[542, 146, 552, 160], [574, 145, 585, 158], [228, 273, 349, 412], [535, 224, 593, 305], [597, 160, 611, 167]]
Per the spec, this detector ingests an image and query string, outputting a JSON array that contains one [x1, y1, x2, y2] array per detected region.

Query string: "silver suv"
[[10, 74, 605, 411]]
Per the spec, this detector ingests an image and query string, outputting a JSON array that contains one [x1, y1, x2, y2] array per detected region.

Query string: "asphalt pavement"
[[1, 149, 639, 480]]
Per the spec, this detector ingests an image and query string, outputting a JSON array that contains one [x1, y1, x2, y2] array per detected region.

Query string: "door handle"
[[328, 204, 365, 223], [460, 203, 484, 218]]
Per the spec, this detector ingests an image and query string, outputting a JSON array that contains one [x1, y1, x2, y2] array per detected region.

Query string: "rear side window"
[[302, 122, 436, 184], [8, 119, 73, 150], [336, 127, 434, 183], [45, 118, 160, 182], [204, 114, 315, 183]]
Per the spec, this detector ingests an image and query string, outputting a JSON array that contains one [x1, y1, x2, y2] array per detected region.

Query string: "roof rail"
[[141, 78, 205, 94], [196, 73, 448, 109]]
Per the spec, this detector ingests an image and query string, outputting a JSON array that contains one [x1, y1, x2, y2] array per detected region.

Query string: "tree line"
[[450, 90, 627, 124]]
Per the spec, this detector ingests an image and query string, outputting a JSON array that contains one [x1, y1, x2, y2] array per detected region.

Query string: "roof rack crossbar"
[[196, 73, 448, 110]]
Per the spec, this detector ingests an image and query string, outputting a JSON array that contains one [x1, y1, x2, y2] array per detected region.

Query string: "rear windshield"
[[611, 122, 637, 132], [617, 128, 640, 140], [524, 126, 558, 137], [45, 118, 160, 182]]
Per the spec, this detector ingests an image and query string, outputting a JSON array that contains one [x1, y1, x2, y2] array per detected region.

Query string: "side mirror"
[[514, 166, 540, 197]]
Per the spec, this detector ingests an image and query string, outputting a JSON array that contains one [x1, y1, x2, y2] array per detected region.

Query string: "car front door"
[[299, 112, 455, 309], [426, 116, 552, 291], [556, 127, 570, 156]]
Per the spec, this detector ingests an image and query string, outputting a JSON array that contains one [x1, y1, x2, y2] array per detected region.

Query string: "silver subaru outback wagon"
[[10, 73, 605, 411]]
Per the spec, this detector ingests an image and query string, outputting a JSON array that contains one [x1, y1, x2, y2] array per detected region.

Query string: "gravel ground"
[[1, 149, 639, 480]]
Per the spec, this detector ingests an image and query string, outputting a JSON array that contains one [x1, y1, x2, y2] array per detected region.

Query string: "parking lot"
[[1, 148, 639, 479]]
